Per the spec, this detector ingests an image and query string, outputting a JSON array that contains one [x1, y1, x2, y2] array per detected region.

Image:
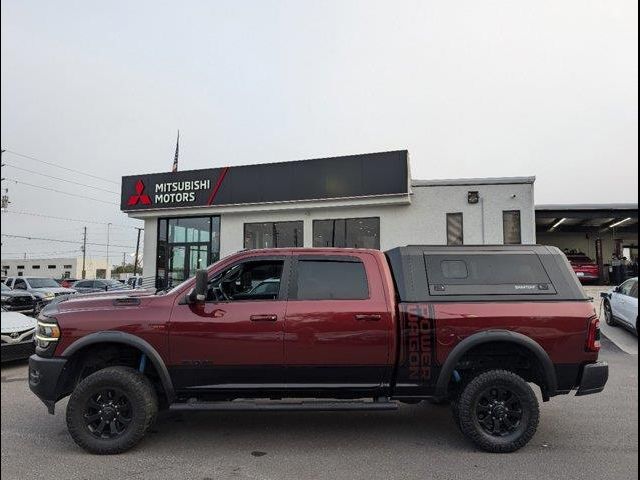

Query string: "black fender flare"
[[62, 331, 175, 403], [434, 330, 557, 399]]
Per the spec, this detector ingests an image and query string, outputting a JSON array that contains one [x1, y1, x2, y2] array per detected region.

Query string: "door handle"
[[355, 314, 382, 321], [250, 314, 278, 322]]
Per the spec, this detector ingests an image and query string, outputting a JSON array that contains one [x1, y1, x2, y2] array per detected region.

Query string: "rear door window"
[[425, 253, 555, 296], [294, 259, 369, 300]]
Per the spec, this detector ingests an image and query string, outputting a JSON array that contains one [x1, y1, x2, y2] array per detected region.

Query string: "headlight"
[[0, 295, 8, 301], [44, 292, 55, 299], [35, 319, 60, 348]]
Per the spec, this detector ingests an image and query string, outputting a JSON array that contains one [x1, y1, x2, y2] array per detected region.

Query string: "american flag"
[[172, 130, 180, 172]]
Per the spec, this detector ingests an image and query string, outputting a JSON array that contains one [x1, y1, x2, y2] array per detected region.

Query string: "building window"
[[32, 265, 41, 269], [2, 265, 9, 270], [446, 213, 464, 245], [244, 221, 303, 249], [48, 265, 56, 269], [503, 210, 522, 244], [63, 264, 73, 269], [312, 217, 380, 249], [17, 265, 24, 270]]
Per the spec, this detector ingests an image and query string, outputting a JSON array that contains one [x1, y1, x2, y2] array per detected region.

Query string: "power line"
[[2, 233, 136, 249], [3, 162, 119, 194], [2, 178, 119, 205], [2, 149, 119, 185], [1, 210, 141, 229]]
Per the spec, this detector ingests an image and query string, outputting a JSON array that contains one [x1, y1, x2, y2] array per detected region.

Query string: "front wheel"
[[457, 369, 539, 453], [604, 300, 616, 326], [66, 366, 158, 454]]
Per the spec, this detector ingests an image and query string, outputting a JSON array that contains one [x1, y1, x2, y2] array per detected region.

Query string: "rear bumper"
[[28, 354, 68, 414], [576, 361, 609, 396]]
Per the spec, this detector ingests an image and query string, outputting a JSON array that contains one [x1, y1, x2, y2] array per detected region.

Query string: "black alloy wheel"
[[474, 386, 523, 437], [84, 388, 133, 439]]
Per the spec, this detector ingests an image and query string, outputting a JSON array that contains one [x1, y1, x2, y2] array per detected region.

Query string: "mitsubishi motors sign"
[[120, 150, 409, 212]]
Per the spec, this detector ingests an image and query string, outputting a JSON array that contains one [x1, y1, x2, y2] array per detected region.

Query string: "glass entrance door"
[[188, 244, 209, 274], [167, 243, 210, 288], [157, 216, 221, 289], [168, 245, 186, 286]]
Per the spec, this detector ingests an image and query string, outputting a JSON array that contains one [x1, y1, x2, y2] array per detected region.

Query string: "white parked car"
[[603, 277, 638, 336], [1, 306, 37, 362]]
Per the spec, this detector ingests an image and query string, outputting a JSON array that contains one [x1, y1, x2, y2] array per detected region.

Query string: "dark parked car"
[[29, 245, 607, 455], [1, 283, 37, 315], [72, 279, 133, 294]]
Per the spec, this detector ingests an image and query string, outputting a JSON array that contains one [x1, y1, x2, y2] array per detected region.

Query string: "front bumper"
[[1, 341, 35, 362], [576, 361, 609, 396], [28, 354, 68, 414]]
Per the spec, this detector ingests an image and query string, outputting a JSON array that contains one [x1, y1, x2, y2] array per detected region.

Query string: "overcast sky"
[[1, 0, 638, 260]]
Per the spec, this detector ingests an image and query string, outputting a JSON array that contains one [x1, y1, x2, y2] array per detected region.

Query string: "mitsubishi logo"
[[127, 180, 152, 206]]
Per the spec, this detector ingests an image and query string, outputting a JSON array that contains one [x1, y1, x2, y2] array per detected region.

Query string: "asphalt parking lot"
[[1, 290, 637, 480]]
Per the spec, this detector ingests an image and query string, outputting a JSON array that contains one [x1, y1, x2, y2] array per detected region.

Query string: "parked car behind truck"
[[29, 245, 607, 454]]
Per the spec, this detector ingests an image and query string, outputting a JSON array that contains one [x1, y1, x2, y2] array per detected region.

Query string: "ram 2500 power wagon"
[[29, 245, 608, 454]]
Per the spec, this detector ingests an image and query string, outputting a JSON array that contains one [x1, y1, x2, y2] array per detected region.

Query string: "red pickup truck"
[[29, 245, 608, 454]]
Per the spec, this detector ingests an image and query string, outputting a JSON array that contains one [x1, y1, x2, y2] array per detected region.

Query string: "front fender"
[[62, 331, 175, 402]]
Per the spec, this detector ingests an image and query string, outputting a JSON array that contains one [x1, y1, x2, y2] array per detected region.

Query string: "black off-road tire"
[[458, 369, 539, 453], [66, 366, 158, 454], [450, 398, 463, 431], [604, 300, 616, 326]]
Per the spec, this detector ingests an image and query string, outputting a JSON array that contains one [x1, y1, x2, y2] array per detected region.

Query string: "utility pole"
[[81, 227, 87, 279], [106, 223, 111, 279], [133, 227, 143, 276], [122, 252, 126, 268]]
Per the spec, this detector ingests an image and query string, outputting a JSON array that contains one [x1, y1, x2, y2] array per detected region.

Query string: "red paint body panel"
[[431, 302, 599, 365]]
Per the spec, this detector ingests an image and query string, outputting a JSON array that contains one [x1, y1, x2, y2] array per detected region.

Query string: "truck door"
[[284, 253, 392, 391], [168, 255, 290, 391]]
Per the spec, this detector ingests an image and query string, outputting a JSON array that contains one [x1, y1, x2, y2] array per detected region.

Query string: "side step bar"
[[170, 400, 399, 412]]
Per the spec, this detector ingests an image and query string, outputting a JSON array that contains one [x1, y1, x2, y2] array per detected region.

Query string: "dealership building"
[[121, 150, 536, 288]]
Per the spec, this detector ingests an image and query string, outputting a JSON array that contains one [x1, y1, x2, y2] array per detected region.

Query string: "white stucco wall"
[[137, 179, 535, 280], [0, 257, 110, 279]]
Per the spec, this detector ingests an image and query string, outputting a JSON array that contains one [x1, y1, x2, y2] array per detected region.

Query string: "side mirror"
[[187, 269, 208, 304]]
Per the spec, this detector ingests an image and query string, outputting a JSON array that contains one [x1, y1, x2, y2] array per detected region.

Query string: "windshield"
[[28, 278, 62, 288]]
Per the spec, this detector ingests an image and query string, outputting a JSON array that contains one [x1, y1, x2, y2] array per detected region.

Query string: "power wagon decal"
[[394, 304, 439, 395]]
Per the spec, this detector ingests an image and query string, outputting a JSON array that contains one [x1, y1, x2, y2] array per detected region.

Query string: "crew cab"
[[28, 245, 608, 454]]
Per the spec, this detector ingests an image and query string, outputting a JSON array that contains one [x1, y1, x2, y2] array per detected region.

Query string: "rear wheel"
[[66, 366, 158, 454], [457, 369, 539, 453], [604, 300, 616, 326]]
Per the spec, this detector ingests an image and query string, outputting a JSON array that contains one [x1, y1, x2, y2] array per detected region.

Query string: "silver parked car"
[[603, 277, 638, 336], [4, 276, 76, 313], [1, 306, 37, 362]]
